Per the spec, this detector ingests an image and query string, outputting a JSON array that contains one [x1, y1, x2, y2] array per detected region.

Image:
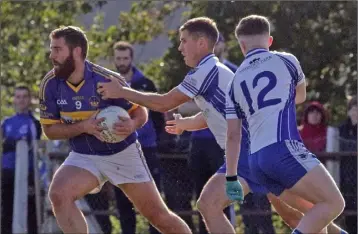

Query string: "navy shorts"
[[249, 140, 321, 196], [217, 162, 268, 195]]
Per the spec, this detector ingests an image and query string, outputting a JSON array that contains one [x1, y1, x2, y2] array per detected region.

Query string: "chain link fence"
[[1, 126, 356, 234]]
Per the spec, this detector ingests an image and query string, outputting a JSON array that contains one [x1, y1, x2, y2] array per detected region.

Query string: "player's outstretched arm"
[[165, 112, 208, 135], [120, 87, 192, 113], [42, 114, 105, 141], [97, 76, 191, 112]]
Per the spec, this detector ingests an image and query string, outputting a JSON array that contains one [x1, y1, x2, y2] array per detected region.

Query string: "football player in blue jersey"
[[40, 26, 191, 234], [226, 15, 345, 234], [97, 17, 286, 234], [98, 16, 348, 234]]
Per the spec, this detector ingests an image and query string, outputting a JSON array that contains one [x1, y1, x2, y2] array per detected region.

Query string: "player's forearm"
[[225, 131, 241, 176], [122, 87, 173, 113], [130, 106, 148, 130], [42, 122, 85, 140], [181, 113, 208, 131]]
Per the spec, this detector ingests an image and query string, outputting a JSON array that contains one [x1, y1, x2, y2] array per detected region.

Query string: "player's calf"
[[144, 209, 191, 234], [276, 190, 347, 234], [48, 165, 99, 234], [119, 181, 192, 234], [287, 164, 345, 234]]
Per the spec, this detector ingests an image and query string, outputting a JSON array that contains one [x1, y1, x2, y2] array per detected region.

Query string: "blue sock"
[[292, 229, 303, 234], [340, 229, 348, 234]]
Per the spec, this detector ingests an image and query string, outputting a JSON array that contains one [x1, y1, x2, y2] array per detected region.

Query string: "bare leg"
[[275, 191, 345, 234], [196, 173, 250, 234], [280, 164, 345, 233], [48, 165, 99, 234], [119, 181, 192, 234]]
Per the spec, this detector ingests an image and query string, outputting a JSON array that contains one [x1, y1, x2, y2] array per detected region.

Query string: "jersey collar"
[[84, 60, 93, 80], [245, 48, 268, 60], [198, 53, 216, 66]]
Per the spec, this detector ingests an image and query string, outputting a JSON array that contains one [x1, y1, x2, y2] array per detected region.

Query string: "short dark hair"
[[14, 85, 31, 95], [179, 17, 219, 48], [113, 41, 134, 58], [235, 15, 270, 38], [50, 26, 88, 59]]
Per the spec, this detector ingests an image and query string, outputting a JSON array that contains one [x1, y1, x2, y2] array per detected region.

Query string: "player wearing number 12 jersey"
[[226, 15, 345, 234]]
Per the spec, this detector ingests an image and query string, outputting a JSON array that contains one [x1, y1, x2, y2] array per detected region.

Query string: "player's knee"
[[330, 193, 345, 216], [197, 195, 219, 215], [48, 184, 75, 207], [145, 209, 173, 227]]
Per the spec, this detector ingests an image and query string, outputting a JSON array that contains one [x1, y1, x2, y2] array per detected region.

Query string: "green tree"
[[150, 1, 356, 124], [87, 1, 182, 62], [0, 0, 178, 119], [0, 1, 103, 117]]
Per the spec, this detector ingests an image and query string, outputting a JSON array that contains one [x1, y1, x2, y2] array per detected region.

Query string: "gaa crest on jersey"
[[39, 103, 47, 111], [89, 96, 100, 108], [57, 99, 68, 105]]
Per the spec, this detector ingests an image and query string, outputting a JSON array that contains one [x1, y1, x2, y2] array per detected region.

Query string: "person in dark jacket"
[[112, 41, 164, 234], [1, 85, 42, 234], [339, 96, 357, 234]]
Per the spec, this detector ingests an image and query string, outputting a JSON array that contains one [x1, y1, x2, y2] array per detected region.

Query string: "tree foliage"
[[1, 1, 356, 124], [0, 0, 177, 118], [151, 1, 356, 124]]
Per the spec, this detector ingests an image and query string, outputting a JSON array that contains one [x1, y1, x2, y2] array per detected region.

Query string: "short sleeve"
[[225, 81, 244, 120], [111, 99, 139, 114], [92, 64, 139, 114], [276, 52, 305, 86], [177, 65, 217, 98], [289, 54, 305, 85], [39, 73, 61, 125]]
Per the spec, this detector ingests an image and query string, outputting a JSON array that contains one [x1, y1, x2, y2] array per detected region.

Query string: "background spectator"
[[299, 101, 328, 153], [1, 85, 42, 234], [112, 41, 164, 234]]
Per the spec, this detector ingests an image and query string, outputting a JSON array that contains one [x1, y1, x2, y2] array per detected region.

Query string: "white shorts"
[[63, 141, 152, 193]]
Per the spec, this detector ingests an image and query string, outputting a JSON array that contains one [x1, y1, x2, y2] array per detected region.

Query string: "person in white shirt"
[[98, 16, 268, 234]]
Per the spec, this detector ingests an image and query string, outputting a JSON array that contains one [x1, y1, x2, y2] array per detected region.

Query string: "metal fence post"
[[326, 126, 340, 186], [13, 140, 29, 233]]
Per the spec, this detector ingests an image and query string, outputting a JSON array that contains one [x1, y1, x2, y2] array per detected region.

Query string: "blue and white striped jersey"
[[177, 53, 244, 149], [226, 48, 305, 153]]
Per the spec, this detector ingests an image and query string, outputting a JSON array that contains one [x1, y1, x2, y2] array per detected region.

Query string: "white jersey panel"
[[229, 49, 305, 153], [177, 54, 235, 149]]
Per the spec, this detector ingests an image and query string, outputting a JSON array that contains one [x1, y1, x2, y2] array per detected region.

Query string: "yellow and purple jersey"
[[39, 61, 138, 156]]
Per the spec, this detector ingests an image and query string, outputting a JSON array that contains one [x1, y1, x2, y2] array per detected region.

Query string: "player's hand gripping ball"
[[96, 106, 130, 143]]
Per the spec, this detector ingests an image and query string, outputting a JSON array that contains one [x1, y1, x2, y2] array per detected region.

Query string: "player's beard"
[[52, 52, 76, 79], [116, 64, 131, 75]]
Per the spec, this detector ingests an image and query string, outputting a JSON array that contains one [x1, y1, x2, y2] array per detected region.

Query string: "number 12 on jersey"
[[240, 71, 281, 115]]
